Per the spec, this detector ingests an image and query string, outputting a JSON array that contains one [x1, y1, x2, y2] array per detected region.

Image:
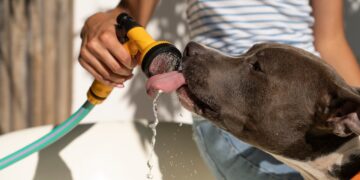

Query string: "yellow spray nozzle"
[[116, 13, 181, 77], [87, 13, 181, 105], [86, 14, 148, 105], [125, 27, 174, 65], [126, 27, 156, 51]]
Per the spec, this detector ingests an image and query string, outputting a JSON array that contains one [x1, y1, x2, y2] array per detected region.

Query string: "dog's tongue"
[[146, 71, 185, 96]]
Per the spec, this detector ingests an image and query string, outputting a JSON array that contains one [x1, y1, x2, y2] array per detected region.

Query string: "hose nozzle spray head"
[[140, 43, 182, 77], [116, 13, 182, 77]]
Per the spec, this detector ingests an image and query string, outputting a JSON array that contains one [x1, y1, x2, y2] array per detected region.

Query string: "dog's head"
[[177, 42, 360, 159]]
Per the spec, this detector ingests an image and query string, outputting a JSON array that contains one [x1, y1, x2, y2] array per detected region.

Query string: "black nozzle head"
[[116, 13, 141, 43], [141, 43, 182, 77], [116, 13, 141, 32]]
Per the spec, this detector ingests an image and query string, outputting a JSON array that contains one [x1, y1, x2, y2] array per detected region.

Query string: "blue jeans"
[[192, 115, 303, 180]]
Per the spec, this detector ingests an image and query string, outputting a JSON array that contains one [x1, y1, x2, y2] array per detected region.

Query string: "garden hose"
[[0, 101, 94, 170]]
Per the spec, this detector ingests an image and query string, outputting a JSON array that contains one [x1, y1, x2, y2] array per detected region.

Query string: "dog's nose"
[[183, 41, 204, 57]]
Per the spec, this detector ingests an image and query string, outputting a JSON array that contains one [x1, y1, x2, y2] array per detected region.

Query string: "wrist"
[[106, 7, 126, 19]]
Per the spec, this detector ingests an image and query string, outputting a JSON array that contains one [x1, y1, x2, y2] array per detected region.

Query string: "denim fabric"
[[192, 116, 303, 180]]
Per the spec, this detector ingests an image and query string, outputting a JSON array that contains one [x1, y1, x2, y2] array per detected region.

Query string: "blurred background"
[[0, 0, 359, 179]]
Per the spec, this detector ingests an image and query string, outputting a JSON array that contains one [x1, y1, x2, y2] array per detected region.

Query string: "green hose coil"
[[0, 101, 94, 170]]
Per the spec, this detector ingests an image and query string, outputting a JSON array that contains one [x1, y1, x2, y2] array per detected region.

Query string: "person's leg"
[[192, 115, 303, 180]]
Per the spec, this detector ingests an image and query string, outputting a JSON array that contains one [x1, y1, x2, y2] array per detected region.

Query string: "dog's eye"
[[250, 61, 263, 72]]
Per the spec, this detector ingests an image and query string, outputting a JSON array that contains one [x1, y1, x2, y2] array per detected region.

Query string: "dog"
[[176, 42, 360, 180]]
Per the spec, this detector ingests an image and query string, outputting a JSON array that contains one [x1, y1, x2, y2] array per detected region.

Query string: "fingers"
[[86, 39, 132, 77], [79, 48, 133, 86], [78, 11, 137, 87], [99, 32, 137, 69], [80, 47, 111, 79], [79, 33, 135, 86], [78, 57, 110, 85]]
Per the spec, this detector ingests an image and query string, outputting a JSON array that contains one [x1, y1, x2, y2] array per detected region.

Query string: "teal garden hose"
[[0, 101, 94, 170]]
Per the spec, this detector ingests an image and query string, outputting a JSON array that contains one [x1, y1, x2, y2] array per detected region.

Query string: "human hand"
[[79, 9, 137, 88]]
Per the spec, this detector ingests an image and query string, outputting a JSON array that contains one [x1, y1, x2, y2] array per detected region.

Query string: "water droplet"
[[146, 173, 153, 179]]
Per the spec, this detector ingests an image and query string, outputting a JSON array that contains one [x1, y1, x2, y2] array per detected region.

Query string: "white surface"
[[0, 122, 215, 180], [0, 122, 161, 180], [72, 0, 192, 124], [0, 126, 46, 179]]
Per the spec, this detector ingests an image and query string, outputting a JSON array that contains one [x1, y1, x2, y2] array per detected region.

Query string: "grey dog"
[[176, 42, 360, 180]]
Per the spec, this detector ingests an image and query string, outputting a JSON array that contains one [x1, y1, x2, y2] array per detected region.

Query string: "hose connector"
[[87, 80, 113, 105]]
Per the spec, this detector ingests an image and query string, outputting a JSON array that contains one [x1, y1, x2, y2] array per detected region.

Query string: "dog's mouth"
[[177, 85, 219, 117], [146, 71, 219, 118]]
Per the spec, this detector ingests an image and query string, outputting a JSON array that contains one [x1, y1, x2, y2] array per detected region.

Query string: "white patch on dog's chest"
[[270, 136, 360, 180], [272, 153, 339, 180]]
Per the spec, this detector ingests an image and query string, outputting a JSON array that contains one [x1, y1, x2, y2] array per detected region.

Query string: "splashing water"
[[146, 91, 162, 179], [149, 52, 181, 75]]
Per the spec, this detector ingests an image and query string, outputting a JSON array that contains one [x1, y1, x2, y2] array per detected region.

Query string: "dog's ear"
[[327, 86, 360, 137]]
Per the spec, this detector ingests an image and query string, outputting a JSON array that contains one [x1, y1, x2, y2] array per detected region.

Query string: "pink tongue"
[[146, 71, 185, 96]]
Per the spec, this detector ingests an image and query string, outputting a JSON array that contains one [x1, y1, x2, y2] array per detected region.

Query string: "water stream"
[[146, 91, 162, 179]]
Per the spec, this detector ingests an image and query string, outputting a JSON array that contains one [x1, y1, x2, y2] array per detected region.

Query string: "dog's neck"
[[271, 136, 360, 180]]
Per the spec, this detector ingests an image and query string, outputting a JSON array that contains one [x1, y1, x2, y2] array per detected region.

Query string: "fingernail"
[[123, 56, 132, 69], [116, 84, 125, 88]]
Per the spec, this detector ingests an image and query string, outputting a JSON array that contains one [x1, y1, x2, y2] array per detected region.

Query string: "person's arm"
[[119, 0, 159, 26], [79, 0, 159, 87], [312, 0, 360, 87]]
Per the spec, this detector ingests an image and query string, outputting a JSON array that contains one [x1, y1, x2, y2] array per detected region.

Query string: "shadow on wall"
[[345, 0, 360, 60], [124, 0, 189, 122]]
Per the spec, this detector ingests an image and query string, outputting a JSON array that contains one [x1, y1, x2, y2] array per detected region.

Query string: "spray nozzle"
[[87, 13, 182, 105]]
